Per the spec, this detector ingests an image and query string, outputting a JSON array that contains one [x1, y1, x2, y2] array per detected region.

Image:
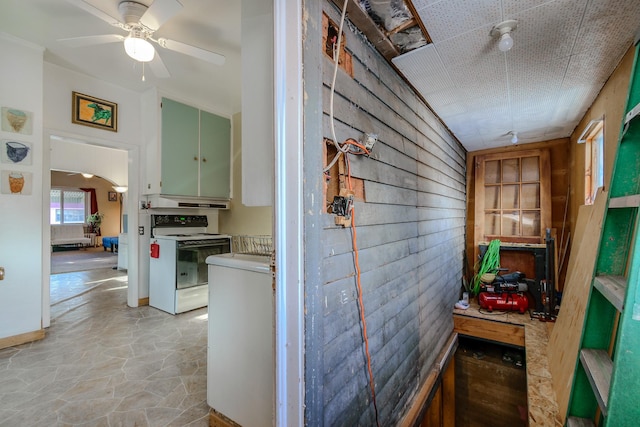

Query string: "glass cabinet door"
[[475, 149, 550, 244]]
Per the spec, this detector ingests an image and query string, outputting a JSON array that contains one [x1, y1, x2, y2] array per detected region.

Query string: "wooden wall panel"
[[548, 189, 607, 424], [455, 338, 527, 427], [567, 45, 635, 285], [304, 2, 467, 425]]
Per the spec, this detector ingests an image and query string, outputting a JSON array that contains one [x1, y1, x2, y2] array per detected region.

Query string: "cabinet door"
[[200, 111, 231, 198], [161, 98, 199, 196]]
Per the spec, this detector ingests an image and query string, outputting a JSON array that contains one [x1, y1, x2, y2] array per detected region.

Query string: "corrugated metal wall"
[[303, 2, 467, 425]]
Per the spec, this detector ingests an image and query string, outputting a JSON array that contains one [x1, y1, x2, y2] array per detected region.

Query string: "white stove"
[[149, 214, 232, 314], [151, 214, 231, 240]]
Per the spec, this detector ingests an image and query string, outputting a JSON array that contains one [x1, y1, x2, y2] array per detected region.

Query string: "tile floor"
[[0, 268, 211, 427]]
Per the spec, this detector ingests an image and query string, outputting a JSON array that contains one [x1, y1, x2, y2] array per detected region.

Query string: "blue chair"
[[102, 236, 118, 252]]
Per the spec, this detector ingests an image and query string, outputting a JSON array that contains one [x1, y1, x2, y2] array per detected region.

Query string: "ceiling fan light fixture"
[[124, 34, 154, 62], [490, 20, 518, 52]]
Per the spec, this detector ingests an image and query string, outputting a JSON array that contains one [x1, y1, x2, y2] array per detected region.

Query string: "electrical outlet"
[[138, 226, 144, 235], [362, 133, 378, 152], [331, 195, 353, 219]]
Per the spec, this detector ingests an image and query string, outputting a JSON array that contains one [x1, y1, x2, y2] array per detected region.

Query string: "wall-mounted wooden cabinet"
[[145, 97, 231, 199]]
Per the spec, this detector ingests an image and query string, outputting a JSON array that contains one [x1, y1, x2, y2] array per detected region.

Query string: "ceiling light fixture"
[[490, 20, 518, 52], [113, 185, 128, 193], [509, 131, 518, 144], [124, 30, 155, 62], [81, 173, 94, 178]]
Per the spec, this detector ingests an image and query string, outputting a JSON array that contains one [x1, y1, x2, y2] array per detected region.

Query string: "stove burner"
[[166, 234, 189, 237]]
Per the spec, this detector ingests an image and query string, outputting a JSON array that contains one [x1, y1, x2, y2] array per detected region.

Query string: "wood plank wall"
[[466, 139, 571, 290], [302, 2, 467, 425]]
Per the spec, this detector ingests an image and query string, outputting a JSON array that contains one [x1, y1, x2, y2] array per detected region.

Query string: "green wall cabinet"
[[160, 97, 231, 199]]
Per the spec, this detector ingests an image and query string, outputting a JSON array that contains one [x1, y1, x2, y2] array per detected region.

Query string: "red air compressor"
[[477, 271, 531, 314]]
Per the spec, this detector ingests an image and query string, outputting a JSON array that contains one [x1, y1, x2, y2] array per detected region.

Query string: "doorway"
[[44, 132, 137, 328]]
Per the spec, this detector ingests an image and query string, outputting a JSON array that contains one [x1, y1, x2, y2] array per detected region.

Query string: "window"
[[474, 149, 551, 245], [583, 121, 604, 205], [50, 189, 89, 225]]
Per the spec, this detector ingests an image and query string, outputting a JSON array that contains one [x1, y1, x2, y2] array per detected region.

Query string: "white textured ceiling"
[[394, 0, 640, 151]]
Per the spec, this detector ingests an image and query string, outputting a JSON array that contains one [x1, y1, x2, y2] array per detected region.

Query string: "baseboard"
[[209, 408, 241, 427], [0, 329, 45, 350], [138, 297, 149, 306]]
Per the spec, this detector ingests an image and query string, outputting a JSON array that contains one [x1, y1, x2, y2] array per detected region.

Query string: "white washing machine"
[[206, 253, 273, 427]]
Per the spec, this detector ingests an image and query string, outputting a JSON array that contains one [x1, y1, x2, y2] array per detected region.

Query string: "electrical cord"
[[346, 154, 381, 427], [323, 0, 352, 174]]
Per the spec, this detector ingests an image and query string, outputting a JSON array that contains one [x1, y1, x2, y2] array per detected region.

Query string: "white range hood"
[[146, 194, 229, 209]]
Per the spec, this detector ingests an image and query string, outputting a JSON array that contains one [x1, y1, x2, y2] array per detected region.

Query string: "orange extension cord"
[[346, 154, 381, 427]]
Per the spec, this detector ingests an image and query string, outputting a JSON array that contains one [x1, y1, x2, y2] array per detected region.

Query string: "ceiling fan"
[[59, 0, 225, 79]]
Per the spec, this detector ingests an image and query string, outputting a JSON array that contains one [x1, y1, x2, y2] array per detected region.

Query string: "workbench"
[[453, 301, 562, 427]]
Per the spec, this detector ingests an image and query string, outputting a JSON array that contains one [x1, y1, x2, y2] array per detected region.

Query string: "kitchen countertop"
[[453, 301, 563, 427]]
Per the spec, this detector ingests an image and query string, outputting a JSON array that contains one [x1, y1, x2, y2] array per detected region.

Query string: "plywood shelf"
[[593, 275, 626, 312], [579, 349, 612, 416], [608, 194, 640, 208]]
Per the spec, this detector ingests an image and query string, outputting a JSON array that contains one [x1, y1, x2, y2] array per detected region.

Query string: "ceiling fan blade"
[[140, 0, 183, 31], [149, 53, 171, 78], [66, 0, 122, 27], [58, 34, 125, 48], [157, 38, 225, 66]]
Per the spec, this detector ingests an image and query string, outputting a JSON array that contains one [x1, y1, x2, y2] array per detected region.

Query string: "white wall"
[[241, 0, 274, 207], [50, 139, 128, 188], [219, 112, 273, 235], [44, 63, 143, 145], [0, 34, 45, 340], [43, 62, 146, 310]]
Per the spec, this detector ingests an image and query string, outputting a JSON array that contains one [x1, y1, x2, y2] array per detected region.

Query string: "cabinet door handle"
[[202, 157, 207, 162], [194, 156, 198, 161]]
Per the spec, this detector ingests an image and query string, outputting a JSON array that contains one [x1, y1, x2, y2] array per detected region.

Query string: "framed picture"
[[1, 107, 33, 135], [1, 170, 33, 195], [72, 92, 117, 132], [108, 191, 117, 202], [1, 140, 32, 166]]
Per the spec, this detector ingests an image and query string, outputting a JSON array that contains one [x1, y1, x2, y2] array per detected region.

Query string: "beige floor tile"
[[0, 269, 210, 426]]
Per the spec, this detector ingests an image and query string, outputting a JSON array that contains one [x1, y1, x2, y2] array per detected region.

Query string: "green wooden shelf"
[[593, 275, 626, 312], [566, 417, 595, 427], [608, 194, 640, 208], [579, 349, 612, 416]]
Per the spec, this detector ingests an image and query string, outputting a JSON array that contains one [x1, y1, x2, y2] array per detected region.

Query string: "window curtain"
[[80, 188, 98, 214]]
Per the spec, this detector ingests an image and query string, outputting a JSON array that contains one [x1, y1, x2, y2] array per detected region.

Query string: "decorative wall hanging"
[[1, 107, 33, 134], [1, 170, 32, 195], [1, 140, 32, 166], [108, 191, 117, 202], [72, 92, 118, 132]]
